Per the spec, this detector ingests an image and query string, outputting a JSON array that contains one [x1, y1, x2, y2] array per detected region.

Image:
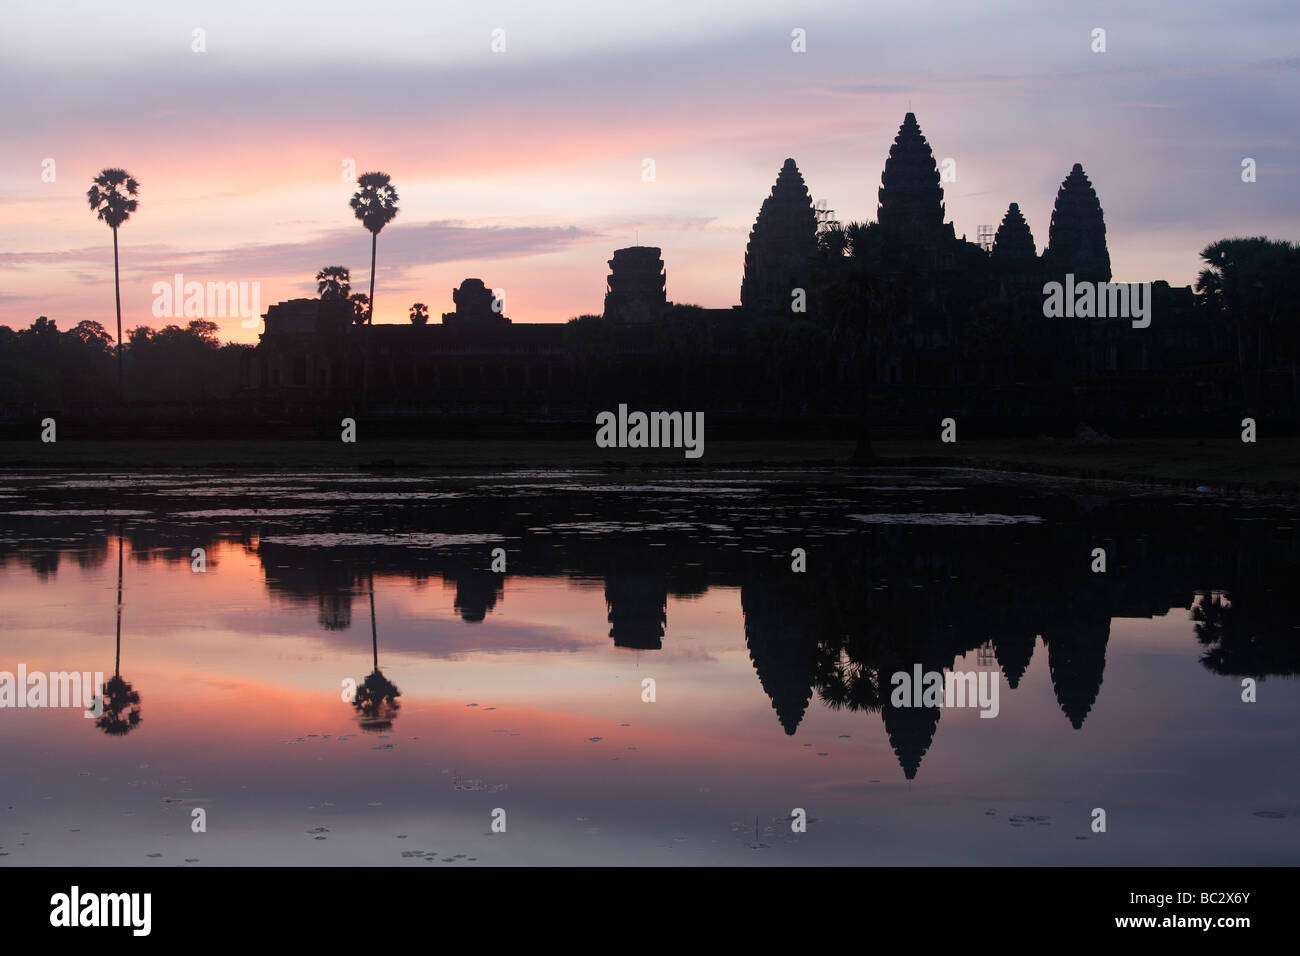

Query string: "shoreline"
[[1, 437, 1297, 496]]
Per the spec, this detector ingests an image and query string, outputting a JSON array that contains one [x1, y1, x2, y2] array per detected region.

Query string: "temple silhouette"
[[231, 111, 1269, 438], [4, 110, 1292, 438]]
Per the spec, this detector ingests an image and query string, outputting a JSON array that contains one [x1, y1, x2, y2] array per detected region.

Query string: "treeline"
[[0, 317, 249, 405]]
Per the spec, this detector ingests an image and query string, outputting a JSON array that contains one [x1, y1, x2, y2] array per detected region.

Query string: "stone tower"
[[1044, 163, 1111, 283], [442, 278, 509, 326], [991, 202, 1037, 262], [603, 246, 667, 325], [877, 112, 947, 240], [740, 158, 819, 316]]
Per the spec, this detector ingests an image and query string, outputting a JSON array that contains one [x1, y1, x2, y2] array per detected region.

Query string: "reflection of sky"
[[2, 1, 1297, 339], [1, 537, 1297, 865]]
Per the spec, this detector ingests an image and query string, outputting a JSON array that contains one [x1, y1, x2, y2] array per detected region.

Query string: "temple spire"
[[1044, 163, 1111, 282], [877, 112, 946, 239], [740, 158, 818, 316], [991, 202, 1036, 262]]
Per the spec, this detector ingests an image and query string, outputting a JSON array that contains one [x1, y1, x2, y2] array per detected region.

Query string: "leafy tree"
[[1197, 237, 1300, 410], [349, 293, 370, 325]]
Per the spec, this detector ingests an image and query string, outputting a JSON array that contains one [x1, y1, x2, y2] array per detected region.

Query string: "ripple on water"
[[848, 512, 1045, 526], [258, 532, 506, 547]]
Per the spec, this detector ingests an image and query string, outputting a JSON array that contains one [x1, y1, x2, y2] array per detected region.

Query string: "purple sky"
[[1, 0, 1297, 342]]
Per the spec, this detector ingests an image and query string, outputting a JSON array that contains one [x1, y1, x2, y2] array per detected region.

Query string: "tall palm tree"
[[349, 172, 398, 405], [349, 172, 399, 324], [87, 168, 140, 397]]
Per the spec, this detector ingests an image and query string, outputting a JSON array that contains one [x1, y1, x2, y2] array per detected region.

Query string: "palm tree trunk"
[[115, 529, 123, 677], [851, 340, 876, 463], [369, 571, 378, 670], [368, 232, 377, 323], [113, 226, 123, 399], [853, 416, 876, 462], [362, 231, 375, 406]]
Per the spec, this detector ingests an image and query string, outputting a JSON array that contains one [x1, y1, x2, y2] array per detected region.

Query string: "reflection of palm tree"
[[1192, 585, 1300, 677], [96, 527, 142, 736], [351, 571, 401, 731]]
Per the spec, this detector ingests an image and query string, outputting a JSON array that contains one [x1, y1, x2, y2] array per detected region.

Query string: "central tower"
[[877, 112, 947, 240]]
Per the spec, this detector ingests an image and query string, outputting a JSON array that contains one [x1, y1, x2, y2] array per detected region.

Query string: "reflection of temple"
[[741, 579, 823, 735], [992, 630, 1037, 690], [450, 569, 504, 623], [604, 569, 668, 650], [1043, 609, 1112, 730], [881, 694, 942, 782], [42, 482, 1287, 779]]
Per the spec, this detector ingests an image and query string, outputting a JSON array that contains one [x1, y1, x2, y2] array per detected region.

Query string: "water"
[[1, 467, 1297, 865]]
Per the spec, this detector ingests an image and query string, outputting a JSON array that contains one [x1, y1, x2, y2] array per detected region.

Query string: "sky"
[[1, 0, 1297, 343]]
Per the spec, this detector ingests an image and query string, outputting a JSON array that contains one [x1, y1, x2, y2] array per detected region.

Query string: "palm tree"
[[348, 293, 370, 324], [316, 265, 352, 301], [349, 172, 398, 405], [349, 172, 400, 324], [351, 570, 401, 731], [87, 168, 140, 397], [409, 303, 428, 325]]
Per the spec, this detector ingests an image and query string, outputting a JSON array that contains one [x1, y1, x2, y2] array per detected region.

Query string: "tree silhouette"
[[1196, 237, 1300, 410], [349, 172, 399, 324], [350, 172, 398, 406], [316, 265, 352, 301], [86, 168, 139, 397], [409, 302, 428, 325], [1192, 584, 1300, 677], [348, 293, 370, 325], [95, 527, 142, 736], [813, 220, 926, 460], [350, 571, 401, 731]]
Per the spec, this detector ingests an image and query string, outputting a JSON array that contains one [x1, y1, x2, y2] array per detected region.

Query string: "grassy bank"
[[1, 437, 1297, 489]]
